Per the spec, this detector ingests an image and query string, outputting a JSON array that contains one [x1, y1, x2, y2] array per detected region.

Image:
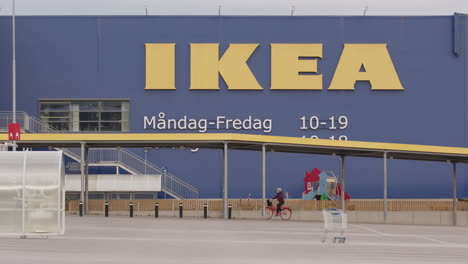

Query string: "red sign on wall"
[[8, 123, 21, 140]]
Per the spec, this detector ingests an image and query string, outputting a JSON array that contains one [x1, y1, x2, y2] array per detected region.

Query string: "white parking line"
[[351, 224, 451, 244]]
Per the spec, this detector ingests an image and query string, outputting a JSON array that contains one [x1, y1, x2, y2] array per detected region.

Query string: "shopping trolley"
[[321, 208, 347, 243]]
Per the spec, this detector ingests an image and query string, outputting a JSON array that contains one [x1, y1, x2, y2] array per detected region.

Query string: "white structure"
[[0, 151, 65, 236], [65, 174, 161, 192]]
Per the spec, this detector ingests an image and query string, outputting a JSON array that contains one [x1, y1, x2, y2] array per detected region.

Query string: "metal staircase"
[[0, 111, 62, 133], [0, 111, 199, 199], [62, 147, 198, 199]]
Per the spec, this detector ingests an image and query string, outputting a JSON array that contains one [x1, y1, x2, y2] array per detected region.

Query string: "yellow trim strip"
[[1, 133, 468, 156]]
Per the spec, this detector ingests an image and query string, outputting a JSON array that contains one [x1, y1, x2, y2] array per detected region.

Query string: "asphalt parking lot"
[[1, 215, 468, 264]]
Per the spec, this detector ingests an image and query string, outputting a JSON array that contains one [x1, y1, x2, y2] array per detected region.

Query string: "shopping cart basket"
[[321, 208, 347, 243]]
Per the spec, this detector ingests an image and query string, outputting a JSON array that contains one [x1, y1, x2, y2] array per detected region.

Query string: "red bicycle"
[[265, 199, 292, 220]]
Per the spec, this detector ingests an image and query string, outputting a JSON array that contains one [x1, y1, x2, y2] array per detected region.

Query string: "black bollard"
[[130, 202, 134, 218], [228, 204, 232, 219], [179, 203, 183, 218], [105, 201, 109, 217], [79, 201, 83, 217], [203, 203, 208, 219], [155, 203, 159, 218]]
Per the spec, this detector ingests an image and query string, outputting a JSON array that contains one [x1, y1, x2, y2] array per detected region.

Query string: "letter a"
[[328, 44, 404, 90]]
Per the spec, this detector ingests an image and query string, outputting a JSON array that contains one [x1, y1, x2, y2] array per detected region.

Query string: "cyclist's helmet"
[[277, 187, 282, 192]]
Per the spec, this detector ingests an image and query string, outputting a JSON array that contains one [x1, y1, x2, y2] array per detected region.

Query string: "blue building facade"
[[0, 15, 467, 198]]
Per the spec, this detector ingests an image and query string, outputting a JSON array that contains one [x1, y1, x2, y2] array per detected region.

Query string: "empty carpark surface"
[[1, 216, 468, 264]]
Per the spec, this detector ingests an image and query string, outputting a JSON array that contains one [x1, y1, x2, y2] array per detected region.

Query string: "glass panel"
[[118, 193, 130, 200], [102, 101, 122, 111], [89, 193, 104, 200], [49, 122, 69, 131], [100, 122, 121, 131], [0, 153, 23, 233], [40, 103, 69, 111], [134, 193, 155, 200], [40, 112, 69, 118], [24, 152, 61, 234], [43, 118, 70, 122], [78, 102, 98, 111], [79, 122, 99, 132], [66, 193, 80, 201], [101, 112, 121, 121], [79, 112, 99, 121]]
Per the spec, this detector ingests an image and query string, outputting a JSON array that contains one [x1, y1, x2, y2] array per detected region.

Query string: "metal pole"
[[262, 144, 266, 219], [384, 151, 388, 224], [144, 148, 148, 175], [80, 142, 85, 216], [452, 162, 457, 226], [12, 0, 16, 151], [21, 151, 26, 238], [84, 147, 89, 215], [223, 143, 228, 219], [340, 155, 345, 212]]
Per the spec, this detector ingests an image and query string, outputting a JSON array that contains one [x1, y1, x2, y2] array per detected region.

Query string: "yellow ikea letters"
[[271, 44, 323, 90], [145, 43, 176, 90], [190, 43, 262, 90], [328, 44, 404, 90], [145, 43, 404, 91]]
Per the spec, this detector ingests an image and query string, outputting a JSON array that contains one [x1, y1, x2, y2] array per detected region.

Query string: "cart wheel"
[[332, 238, 337, 243]]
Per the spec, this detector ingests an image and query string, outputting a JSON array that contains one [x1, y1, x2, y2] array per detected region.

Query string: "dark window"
[[101, 112, 121, 121], [79, 112, 99, 121], [49, 122, 70, 131], [119, 193, 131, 200], [79, 122, 100, 132], [40, 103, 69, 112], [100, 122, 122, 131], [134, 193, 156, 200], [102, 101, 122, 111], [40, 100, 129, 132], [89, 193, 105, 200], [79, 102, 98, 111], [66, 193, 80, 201]]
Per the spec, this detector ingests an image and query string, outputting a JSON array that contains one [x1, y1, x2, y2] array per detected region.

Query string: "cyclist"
[[272, 187, 285, 216]]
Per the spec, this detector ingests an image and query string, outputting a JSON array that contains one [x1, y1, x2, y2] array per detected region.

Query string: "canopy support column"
[[80, 142, 86, 215], [85, 146, 89, 215], [384, 151, 388, 224], [340, 155, 346, 212], [452, 161, 457, 226], [223, 143, 228, 219], [262, 144, 266, 219]]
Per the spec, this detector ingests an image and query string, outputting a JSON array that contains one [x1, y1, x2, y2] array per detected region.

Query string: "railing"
[[0, 111, 62, 133], [62, 147, 199, 199]]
